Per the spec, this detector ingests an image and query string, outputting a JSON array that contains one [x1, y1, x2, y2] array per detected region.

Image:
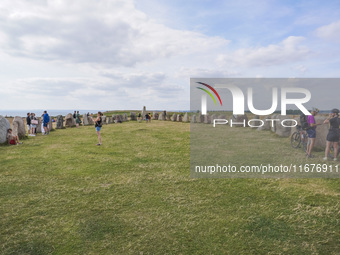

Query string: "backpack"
[[300, 114, 310, 130]]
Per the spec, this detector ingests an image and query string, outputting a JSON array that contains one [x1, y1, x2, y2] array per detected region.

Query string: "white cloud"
[[217, 36, 311, 67], [0, 0, 228, 66], [315, 20, 340, 42]]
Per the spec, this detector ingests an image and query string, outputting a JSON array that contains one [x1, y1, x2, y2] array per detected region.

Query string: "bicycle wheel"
[[291, 132, 301, 148]]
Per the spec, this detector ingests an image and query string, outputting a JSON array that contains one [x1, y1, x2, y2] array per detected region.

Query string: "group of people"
[[305, 108, 340, 160], [7, 111, 50, 145]]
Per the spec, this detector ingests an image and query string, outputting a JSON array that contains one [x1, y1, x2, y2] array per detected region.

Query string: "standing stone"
[[257, 115, 271, 131], [36, 118, 42, 133], [211, 114, 217, 123], [112, 115, 116, 121], [130, 112, 136, 121], [314, 115, 328, 148], [158, 113, 164, 121], [152, 112, 159, 120], [101, 116, 106, 124], [65, 113, 76, 127], [198, 113, 204, 123], [177, 115, 182, 122], [171, 114, 177, 121], [49, 117, 53, 131], [218, 115, 227, 120], [123, 113, 128, 122], [106, 117, 112, 124], [275, 115, 293, 137], [166, 115, 171, 121], [191, 115, 197, 123], [250, 115, 262, 129], [271, 114, 279, 132], [83, 114, 89, 126], [115, 115, 123, 123], [12, 116, 26, 138], [56, 115, 64, 129], [230, 114, 249, 127], [204, 115, 211, 124], [88, 116, 94, 125], [141, 106, 146, 120], [0, 116, 11, 144], [183, 113, 189, 122]]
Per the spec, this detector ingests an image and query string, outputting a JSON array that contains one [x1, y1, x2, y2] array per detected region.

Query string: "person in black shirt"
[[323, 108, 340, 161], [26, 112, 31, 136], [92, 111, 103, 146]]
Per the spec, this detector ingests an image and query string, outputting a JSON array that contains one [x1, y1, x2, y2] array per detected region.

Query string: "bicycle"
[[291, 125, 308, 152]]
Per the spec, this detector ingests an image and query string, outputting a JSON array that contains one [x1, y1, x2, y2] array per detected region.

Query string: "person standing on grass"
[[7, 129, 23, 145], [92, 111, 103, 146], [30, 113, 37, 136], [323, 109, 340, 161], [306, 108, 322, 158], [76, 111, 81, 128], [43, 111, 50, 135], [26, 112, 31, 136]]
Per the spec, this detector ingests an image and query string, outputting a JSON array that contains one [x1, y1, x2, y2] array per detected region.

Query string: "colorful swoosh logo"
[[196, 82, 223, 106]]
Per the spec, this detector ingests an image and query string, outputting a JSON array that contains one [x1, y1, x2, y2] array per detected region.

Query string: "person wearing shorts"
[[323, 109, 340, 161], [306, 108, 322, 158], [92, 111, 103, 146], [7, 129, 22, 145]]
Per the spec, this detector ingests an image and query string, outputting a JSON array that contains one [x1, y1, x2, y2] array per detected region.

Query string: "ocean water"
[[0, 110, 104, 117]]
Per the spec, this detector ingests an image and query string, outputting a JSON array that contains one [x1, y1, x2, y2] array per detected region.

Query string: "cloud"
[[0, 0, 229, 66], [217, 36, 311, 67], [315, 20, 340, 42]]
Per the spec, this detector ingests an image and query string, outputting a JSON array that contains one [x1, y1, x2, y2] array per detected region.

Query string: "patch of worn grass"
[[0, 121, 339, 254]]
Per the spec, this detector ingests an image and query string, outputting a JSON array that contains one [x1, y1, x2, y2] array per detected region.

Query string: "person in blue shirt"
[[43, 111, 50, 135]]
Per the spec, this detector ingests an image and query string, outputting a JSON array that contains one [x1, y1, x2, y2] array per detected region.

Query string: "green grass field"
[[0, 121, 339, 254]]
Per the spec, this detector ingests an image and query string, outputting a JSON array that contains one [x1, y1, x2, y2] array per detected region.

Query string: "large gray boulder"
[[56, 115, 64, 129], [177, 114, 182, 122], [198, 113, 204, 123], [88, 116, 94, 125], [101, 116, 107, 124], [36, 118, 42, 133], [123, 113, 128, 122], [271, 114, 279, 132], [249, 115, 262, 129], [115, 115, 123, 123], [152, 112, 159, 120], [191, 115, 197, 123], [171, 114, 177, 121], [231, 114, 249, 127], [0, 116, 11, 144], [275, 115, 294, 137], [141, 106, 146, 120], [183, 113, 189, 122], [166, 115, 171, 121], [314, 115, 328, 148], [130, 112, 137, 121], [158, 113, 164, 121], [65, 113, 76, 127], [204, 115, 211, 124], [83, 114, 89, 126], [12, 116, 26, 138], [106, 116, 113, 124], [49, 116, 53, 131], [257, 115, 271, 131]]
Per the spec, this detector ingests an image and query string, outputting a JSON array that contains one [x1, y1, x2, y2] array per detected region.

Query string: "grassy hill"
[[0, 121, 339, 254]]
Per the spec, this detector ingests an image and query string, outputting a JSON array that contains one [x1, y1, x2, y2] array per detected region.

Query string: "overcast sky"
[[0, 0, 339, 111]]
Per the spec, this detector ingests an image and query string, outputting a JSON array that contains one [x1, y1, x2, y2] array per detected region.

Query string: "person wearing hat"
[[306, 108, 322, 158], [323, 108, 340, 161]]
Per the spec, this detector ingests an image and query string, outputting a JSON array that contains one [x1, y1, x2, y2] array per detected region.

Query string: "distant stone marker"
[[191, 115, 197, 123], [204, 115, 211, 124], [12, 116, 26, 138], [123, 113, 128, 122], [130, 112, 136, 121], [231, 114, 249, 127], [171, 114, 177, 121], [177, 114, 182, 122], [0, 116, 11, 144], [183, 113, 189, 122], [82, 114, 89, 126], [102, 116, 107, 124], [56, 115, 64, 129], [141, 106, 146, 120], [65, 113, 76, 127], [107, 116, 113, 124], [158, 113, 164, 121], [152, 112, 159, 120]]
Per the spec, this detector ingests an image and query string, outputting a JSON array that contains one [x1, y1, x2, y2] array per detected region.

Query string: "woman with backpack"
[[323, 109, 340, 161], [92, 112, 103, 146]]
